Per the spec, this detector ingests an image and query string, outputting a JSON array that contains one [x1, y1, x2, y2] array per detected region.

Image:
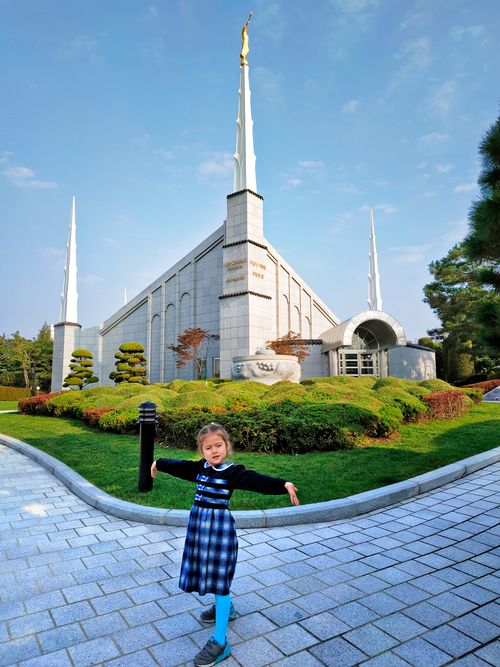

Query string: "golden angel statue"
[[240, 12, 253, 66]]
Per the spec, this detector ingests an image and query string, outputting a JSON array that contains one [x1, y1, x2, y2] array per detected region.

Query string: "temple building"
[[51, 21, 435, 391]]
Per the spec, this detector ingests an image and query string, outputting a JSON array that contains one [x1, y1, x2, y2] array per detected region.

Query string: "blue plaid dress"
[[155, 458, 288, 596]]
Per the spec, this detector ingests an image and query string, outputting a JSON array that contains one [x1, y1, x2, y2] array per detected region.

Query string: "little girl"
[[151, 422, 299, 667]]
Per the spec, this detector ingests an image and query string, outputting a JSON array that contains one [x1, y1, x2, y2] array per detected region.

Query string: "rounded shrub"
[[373, 386, 428, 422], [173, 390, 229, 411], [98, 408, 139, 434], [176, 380, 217, 394], [419, 378, 454, 392], [114, 384, 150, 397], [46, 391, 86, 417], [264, 381, 310, 403]]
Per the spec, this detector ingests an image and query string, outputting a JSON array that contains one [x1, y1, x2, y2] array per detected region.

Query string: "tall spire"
[[233, 13, 257, 193], [367, 208, 383, 311], [60, 196, 78, 323]]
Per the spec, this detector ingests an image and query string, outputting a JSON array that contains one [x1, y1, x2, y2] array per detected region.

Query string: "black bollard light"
[[138, 401, 157, 492]]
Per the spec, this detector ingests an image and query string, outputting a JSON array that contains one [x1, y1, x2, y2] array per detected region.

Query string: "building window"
[[339, 351, 379, 376], [212, 357, 220, 379]]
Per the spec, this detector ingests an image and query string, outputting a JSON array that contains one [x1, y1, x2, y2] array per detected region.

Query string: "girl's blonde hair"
[[197, 422, 233, 457]]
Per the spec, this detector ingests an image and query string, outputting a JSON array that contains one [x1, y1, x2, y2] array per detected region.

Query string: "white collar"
[[203, 460, 233, 471]]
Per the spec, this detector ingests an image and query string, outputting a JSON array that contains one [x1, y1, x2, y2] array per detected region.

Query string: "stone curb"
[[1, 432, 499, 528]]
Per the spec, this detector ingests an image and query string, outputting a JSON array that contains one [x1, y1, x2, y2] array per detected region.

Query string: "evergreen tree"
[[463, 113, 500, 349], [423, 243, 500, 381], [63, 349, 99, 390], [110, 342, 148, 384]]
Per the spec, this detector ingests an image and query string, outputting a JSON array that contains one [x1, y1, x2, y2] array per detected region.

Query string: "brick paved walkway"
[[0, 444, 499, 667]]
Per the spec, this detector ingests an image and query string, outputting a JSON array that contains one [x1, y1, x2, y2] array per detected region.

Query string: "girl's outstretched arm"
[[285, 482, 300, 506], [151, 461, 158, 478]]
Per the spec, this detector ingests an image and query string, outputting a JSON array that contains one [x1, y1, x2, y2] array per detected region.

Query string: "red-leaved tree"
[[266, 331, 310, 365], [167, 328, 219, 379]]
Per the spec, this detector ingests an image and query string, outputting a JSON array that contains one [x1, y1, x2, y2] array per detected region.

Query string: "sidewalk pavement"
[[0, 444, 498, 667]]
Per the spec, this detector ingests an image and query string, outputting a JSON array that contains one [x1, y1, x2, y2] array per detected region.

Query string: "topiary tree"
[[63, 349, 99, 390], [109, 342, 148, 384]]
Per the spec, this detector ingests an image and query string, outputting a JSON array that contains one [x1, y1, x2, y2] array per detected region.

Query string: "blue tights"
[[213, 593, 232, 645]]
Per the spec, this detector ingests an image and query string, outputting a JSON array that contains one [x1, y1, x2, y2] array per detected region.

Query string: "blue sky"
[[1, 0, 499, 341]]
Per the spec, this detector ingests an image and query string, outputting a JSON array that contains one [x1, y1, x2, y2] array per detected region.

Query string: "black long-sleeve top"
[[156, 458, 288, 509]]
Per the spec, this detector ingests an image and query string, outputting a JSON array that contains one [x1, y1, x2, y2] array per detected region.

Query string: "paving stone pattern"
[[0, 444, 499, 667]]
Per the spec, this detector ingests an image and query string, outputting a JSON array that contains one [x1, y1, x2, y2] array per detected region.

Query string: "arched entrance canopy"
[[320, 310, 406, 352], [320, 311, 407, 377]]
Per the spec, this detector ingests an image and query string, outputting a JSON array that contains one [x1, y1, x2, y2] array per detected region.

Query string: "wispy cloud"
[[252, 66, 283, 106], [330, 211, 354, 234], [418, 132, 449, 148], [400, 11, 426, 31], [100, 237, 119, 247], [442, 219, 468, 245], [198, 152, 233, 178], [280, 160, 325, 189], [450, 25, 485, 41], [254, 3, 285, 45], [63, 35, 100, 63], [453, 183, 476, 193], [146, 4, 158, 19], [80, 274, 104, 286], [435, 163, 454, 173], [387, 37, 431, 94], [388, 244, 429, 265], [138, 37, 166, 62], [2, 162, 57, 190], [327, 0, 379, 60], [341, 99, 359, 113], [156, 147, 175, 160], [297, 160, 324, 173], [421, 191, 436, 198], [427, 80, 456, 117], [40, 246, 65, 259], [361, 203, 398, 214]]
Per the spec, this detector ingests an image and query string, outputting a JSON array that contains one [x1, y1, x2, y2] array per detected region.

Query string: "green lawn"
[[0, 401, 18, 411], [0, 403, 498, 510]]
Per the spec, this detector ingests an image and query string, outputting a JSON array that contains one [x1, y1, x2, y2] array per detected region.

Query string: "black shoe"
[[194, 637, 231, 666], [199, 604, 237, 626]]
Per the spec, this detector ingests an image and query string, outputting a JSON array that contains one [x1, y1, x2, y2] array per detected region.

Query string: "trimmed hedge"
[[423, 390, 472, 419], [0, 386, 31, 400], [156, 401, 373, 454], [18, 392, 63, 414], [464, 379, 500, 394]]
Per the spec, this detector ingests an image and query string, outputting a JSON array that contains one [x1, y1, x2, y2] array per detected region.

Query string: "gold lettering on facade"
[[225, 274, 245, 283], [252, 271, 264, 279], [224, 258, 246, 272], [250, 260, 266, 270]]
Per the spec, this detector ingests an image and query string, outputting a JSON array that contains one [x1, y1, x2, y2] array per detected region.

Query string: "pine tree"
[[63, 349, 99, 390], [463, 113, 500, 349], [110, 342, 148, 384]]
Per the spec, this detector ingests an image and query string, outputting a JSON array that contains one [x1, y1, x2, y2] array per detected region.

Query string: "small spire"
[[367, 208, 383, 311], [233, 16, 257, 193], [124, 288, 128, 305], [60, 196, 78, 323]]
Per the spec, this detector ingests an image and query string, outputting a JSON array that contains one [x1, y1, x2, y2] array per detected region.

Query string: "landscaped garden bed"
[[2, 377, 496, 510]]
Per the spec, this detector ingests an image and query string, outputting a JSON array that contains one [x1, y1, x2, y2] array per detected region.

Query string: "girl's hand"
[[284, 482, 299, 506], [151, 461, 157, 478]]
